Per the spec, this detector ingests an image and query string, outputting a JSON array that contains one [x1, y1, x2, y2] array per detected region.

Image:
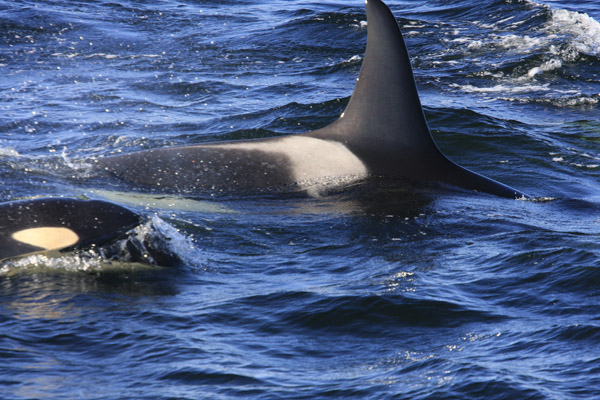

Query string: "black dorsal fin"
[[310, 0, 527, 198], [310, 0, 444, 175]]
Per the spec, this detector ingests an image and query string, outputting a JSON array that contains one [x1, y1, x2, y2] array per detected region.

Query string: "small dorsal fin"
[[310, 0, 527, 198]]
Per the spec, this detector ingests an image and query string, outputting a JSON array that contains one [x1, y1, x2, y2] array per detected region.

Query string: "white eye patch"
[[12, 227, 80, 251]]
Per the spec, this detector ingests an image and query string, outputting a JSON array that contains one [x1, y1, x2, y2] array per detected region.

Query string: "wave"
[[210, 292, 505, 337], [420, 0, 600, 107], [544, 3, 600, 58], [159, 368, 263, 386], [475, 1, 600, 58]]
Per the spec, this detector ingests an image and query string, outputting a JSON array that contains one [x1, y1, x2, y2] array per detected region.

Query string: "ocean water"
[[1, 0, 599, 399]]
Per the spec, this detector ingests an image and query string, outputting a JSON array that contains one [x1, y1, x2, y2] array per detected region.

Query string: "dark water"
[[1, 0, 600, 399]]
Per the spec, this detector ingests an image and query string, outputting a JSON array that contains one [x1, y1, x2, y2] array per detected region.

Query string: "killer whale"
[[0, 0, 529, 262], [0, 198, 142, 262], [95, 0, 527, 199], [0, 197, 181, 264]]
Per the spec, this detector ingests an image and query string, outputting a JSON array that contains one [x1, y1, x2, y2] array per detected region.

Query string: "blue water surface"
[[1, 0, 599, 399]]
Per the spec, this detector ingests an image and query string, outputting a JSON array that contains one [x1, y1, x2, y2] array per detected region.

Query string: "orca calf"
[[95, 0, 527, 199], [0, 198, 142, 262]]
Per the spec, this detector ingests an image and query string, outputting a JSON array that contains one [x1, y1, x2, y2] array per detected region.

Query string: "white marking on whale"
[[210, 136, 368, 191], [12, 227, 79, 251]]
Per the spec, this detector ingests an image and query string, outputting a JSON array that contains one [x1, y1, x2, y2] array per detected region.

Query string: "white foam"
[[445, 2, 600, 101], [0, 148, 20, 157], [473, 1, 600, 59], [497, 33, 546, 53], [1, 251, 109, 274], [519, 1, 600, 58], [450, 29, 548, 56], [450, 82, 551, 94], [548, 7, 600, 57], [147, 215, 202, 266], [527, 58, 562, 78]]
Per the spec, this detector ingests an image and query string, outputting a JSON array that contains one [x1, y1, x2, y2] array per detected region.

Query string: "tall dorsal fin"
[[310, 0, 447, 177], [310, 0, 527, 198]]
